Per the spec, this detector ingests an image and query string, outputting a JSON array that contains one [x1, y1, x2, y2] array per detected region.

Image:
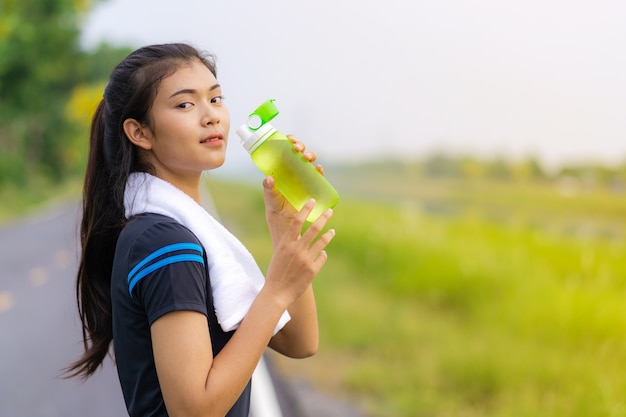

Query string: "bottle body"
[[250, 130, 339, 222]]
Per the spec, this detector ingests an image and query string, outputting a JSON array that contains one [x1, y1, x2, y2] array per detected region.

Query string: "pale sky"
[[81, 0, 626, 174]]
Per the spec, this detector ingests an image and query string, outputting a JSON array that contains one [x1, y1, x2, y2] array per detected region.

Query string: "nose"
[[202, 103, 220, 126]]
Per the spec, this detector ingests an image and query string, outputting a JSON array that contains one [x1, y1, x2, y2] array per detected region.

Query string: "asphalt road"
[[0, 203, 127, 416], [0, 202, 370, 417]]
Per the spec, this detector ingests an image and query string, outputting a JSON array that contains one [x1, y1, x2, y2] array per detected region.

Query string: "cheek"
[[153, 116, 187, 139], [220, 106, 231, 127]]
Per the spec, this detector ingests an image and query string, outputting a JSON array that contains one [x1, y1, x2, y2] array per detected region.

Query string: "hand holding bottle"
[[262, 135, 325, 245], [262, 198, 335, 309], [237, 99, 339, 223]]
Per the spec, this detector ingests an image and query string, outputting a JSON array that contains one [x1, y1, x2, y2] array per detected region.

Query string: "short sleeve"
[[127, 220, 208, 325]]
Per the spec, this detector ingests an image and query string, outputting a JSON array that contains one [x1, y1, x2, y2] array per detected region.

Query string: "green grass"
[[206, 173, 626, 417], [0, 177, 82, 224]]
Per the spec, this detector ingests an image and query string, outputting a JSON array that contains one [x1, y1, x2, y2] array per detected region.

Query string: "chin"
[[206, 159, 226, 170]]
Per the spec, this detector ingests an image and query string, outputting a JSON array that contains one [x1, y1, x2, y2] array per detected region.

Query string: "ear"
[[123, 118, 153, 150]]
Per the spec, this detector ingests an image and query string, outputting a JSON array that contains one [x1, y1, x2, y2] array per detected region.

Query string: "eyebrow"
[[169, 83, 221, 99]]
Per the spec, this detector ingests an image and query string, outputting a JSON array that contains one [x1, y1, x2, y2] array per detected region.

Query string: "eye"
[[211, 95, 224, 104], [177, 102, 193, 109]]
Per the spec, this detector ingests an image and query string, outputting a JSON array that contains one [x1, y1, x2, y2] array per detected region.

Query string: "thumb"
[[263, 176, 275, 190], [263, 176, 282, 204]]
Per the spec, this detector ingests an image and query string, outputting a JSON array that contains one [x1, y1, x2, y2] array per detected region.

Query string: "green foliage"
[[207, 172, 626, 417], [0, 0, 131, 185], [0, 0, 82, 180], [79, 42, 133, 83]]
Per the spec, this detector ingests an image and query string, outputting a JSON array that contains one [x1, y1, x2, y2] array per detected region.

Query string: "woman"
[[66, 43, 335, 417]]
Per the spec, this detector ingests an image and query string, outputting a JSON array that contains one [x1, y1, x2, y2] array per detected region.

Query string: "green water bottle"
[[236, 99, 339, 222]]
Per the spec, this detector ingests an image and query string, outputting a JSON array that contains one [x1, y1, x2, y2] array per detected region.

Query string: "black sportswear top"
[[111, 213, 250, 417]]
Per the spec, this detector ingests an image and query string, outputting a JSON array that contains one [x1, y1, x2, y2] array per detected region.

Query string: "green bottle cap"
[[247, 99, 280, 130]]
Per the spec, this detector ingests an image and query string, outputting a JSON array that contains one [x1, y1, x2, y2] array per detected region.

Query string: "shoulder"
[[114, 213, 208, 317], [115, 213, 206, 295], [119, 213, 201, 251]]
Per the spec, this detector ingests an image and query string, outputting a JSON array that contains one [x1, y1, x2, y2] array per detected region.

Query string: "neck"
[[154, 170, 203, 205]]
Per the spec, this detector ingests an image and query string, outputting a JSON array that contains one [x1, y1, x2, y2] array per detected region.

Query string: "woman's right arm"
[[150, 199, 334, 417]]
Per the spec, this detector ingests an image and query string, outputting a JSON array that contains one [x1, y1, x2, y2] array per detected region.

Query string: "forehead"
[[157, 60, 218, 94]]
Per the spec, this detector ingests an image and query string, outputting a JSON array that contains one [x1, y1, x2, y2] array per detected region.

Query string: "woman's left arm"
[[268, 285, 319, 357]]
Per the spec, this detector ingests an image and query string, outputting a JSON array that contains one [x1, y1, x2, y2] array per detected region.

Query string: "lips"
[[200, 133, 223, 144]]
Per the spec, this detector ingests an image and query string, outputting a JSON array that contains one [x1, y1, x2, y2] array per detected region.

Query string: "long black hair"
[[66, 43, 217, 378]]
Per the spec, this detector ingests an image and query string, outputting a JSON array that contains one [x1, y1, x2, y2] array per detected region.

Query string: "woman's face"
[[141, 59, 230, 179]]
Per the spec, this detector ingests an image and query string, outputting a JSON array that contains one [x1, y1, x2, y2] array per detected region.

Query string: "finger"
[[303, 151, 317, 163], [302, 208, 333, 244], [310, 228, 336, 255], [314, 250, 328, 266], [286, 135, 305, 152], [288, 199, 316, 238], [287, 135, 305, 152], [316, 164, 325, 176], [293, 141, 305, 153]]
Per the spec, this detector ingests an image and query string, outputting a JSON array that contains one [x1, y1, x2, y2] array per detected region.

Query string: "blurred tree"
[[460, 156, 486, 181], [64, 81, 106, 175], [423, 153, 463, 178], [557, 163, 620, 189], [0, 0, 82, 182], [485, 156, 511, 180], [63, 43, 132, 177], [0, 0, 130, 184], [511, 156, 545, 183]]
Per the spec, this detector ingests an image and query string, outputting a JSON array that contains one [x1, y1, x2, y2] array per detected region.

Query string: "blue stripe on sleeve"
[[128, 253, 205, 296], [127, 242, 204, 297], [127, 242, 203, 283]]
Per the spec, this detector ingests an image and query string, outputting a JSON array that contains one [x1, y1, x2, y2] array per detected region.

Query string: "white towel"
[[124, 172, 290, 335]]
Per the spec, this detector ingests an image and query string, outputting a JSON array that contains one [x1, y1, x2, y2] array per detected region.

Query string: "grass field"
[[206, 167, 626, 417]]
